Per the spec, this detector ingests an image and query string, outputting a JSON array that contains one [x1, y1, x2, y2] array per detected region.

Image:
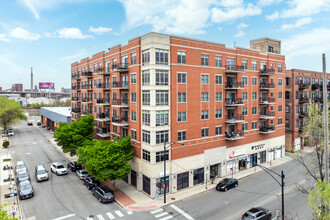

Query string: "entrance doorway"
[[250, 153, 258, 168]]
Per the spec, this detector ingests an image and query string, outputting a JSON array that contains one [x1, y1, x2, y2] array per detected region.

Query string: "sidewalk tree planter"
[[2, 140, 9, 148], [54, 115, 94, 156], [0, 203, 19, 220], [77, 136, 134, 191], [0, 97, 27, 133]]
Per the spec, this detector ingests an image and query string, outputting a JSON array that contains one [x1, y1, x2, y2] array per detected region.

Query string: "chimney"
[[31, 67, 33, 91]]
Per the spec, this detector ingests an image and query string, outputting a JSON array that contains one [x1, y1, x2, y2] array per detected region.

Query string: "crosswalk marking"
[[159, 216, 173, 220], [127, 211, 133, 215], [115, 210, 124, 217], [86, 218, 93, 220], [170, 204, 194, 220], [150, 208, 163, 214], [106, 212, 115, 220], [155, 212, 168, 218], [97, 214, 105, 220], [53, 214, 76, 220]]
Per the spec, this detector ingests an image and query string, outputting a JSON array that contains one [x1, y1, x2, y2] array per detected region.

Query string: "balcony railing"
[[112, 63, 129, 72], [225, 114, 244, 123], [81, 71, 93, 78], [312, 84, 319, 90], [260, 97, 276, 104], [81, 97, 92, 103], [299, 97, 309, 104], [260, 83, 275, 89], [96, 127, 110, 137], [111, 117, 129, 126], [96, 83, 110, 89], [112, 99, 129, 106], [299, 111, 307, 118], [72, 108, 81, 113], [225, 65, 244, 73], [95, 67, 110, 75], [313, 97, 321, 103], [96, 98, 110, 104], [225, 98, 244, 106], [225, 130, 244, 140], [72, 74, 77, 79], [225, 82, 244, 89], [260, 125, 275, 133], [260, 111, 276, 119], [72, 97, 80, 101], [112, 81, 129, 89], [72, 85, 77, 90], [298, 83, 307, 90], [259, 69, 275, 75]]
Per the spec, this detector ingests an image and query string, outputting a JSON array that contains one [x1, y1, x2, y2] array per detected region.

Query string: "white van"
[[7, 128, 15, 136]]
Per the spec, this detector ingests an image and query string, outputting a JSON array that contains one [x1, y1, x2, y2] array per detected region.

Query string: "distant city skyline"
[[1, 0, 330, 91]]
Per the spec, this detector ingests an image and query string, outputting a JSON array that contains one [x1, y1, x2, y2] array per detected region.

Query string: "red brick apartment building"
[[71, 33, 286, 198], [285, 69, 330, 152]]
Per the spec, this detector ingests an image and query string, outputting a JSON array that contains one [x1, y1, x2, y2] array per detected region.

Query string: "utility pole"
[[322, 53, 329, 182]]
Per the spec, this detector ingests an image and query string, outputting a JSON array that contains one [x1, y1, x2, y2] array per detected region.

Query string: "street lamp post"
[[163, 142, 183, 204], [254, 163, 285, 220]]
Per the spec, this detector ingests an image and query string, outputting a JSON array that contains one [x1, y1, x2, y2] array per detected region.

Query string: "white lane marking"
[[115, 210, 124, 217], [170, 204, 194, 220], [155, 212, 168, 218], [106, 212, 115, 219], [127, 211, 133, 215], [26, 152, 31, 154], [150, 209, 163, 214], [86, 218, 93, 220], [25, 217, 36, 220], [52, 213, 76, 220], [159, 216, 173, 220], [97, 214, 105, 220]]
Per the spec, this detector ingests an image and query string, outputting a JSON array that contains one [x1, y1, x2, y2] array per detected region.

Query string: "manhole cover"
[[168, 212, 173, 215], [89, 215, 94, 218], [171, 198, 176, 200]]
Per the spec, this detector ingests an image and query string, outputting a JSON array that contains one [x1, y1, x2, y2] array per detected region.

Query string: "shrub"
[[2, 140, 9, 148]]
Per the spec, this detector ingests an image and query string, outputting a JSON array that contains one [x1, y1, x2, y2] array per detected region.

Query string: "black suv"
[[67, 162, 82, 172], [91, 186, 115, 203], [83, 176, 100, 190]]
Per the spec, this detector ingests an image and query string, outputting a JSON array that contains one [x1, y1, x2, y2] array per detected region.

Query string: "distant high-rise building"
[[34, 85, 38, 92], [0, 87, 2, 91], [12, 83, 23, 91]]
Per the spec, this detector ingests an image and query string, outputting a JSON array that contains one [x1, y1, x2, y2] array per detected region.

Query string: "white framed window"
[[215, 92, 222, 102], [252, 107, 257, 115], [201, 128, 209, 137], [156, 151, 169, 162], [215, 75, 222, 84], [156, 110, 169, 126], [242, 108, 248, 116], [252, 121, 257, 129], [131, 52, 136, 65], [131, 129, 137, 140], [155, 49, 169, 65], [278, 78, 283, 86], [215, 126, 222, 135], [201, 110, 209, 120], [177, 73, 187, 83], [178, 131, 186, 141], [142, 149, 150, 161], [131, 93, 137, 102], [177, 51, 186, 64], [156, 90, 169, 105], [178, 112, 187, 122], [131, 73, 136, 84], [201, 54, 209, 66], [252, 92, 257, 100], [156, 70, 169, 85], [278, 105, 283, 112], [142, 110, 150, 126], [215, 109, 222, 118], [142, 131, 150, 144], [242, 59, 248, 70], [242, 123, 248, 131], [131, 111, 137, 121], [156, 130, 169, 144], [142, 70, 150, 85], [178, 93, 187, 103], [242, 92, 248, 101], [201, 74, 209, 84], [215, 56, 222, 67], [252, 61, 257, 71], [278, 118, 282, 125], [278, 92, 283, 99], [201, 93, 209, 102], [252, 77, 257, 86], [142, 49, 150, 66], [278, 64, 282, 73], [142, 90, 150, 105], [242, 77, 248, 86]]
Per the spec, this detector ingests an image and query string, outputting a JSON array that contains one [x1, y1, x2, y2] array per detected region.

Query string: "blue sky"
[[1, 0, 330, 91]]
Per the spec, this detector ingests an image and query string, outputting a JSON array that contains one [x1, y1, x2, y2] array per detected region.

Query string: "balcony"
[[72, 108, 81, 113], [112, 63, 129, 72], [225, 82, 244, 89], [112, 117, 129, 127], [327, 84, 330, 90], [260, 125, 275, 134], [299, 97, 309, 104], [313, 97, 321, 103], [72, 97, 80, 102], [72, 74, 77, 79], [260, 111, 276, 119], [81, 97, 92, 103], [312, 84, 319, 90], [299, 111, 307, 118], [260, 83, 275, 90], [96, 98, 110, 105], [225, 130, 244, 140], [259, 69, 275, 76], [96, 67, 110, 75], [96, 127, 110, 138], [225, 114, 244, 123], [112, 99, 129, 107], [225, 98, 244, 106], [81, 71, 93, 78], [112, 81, 129, 89], [95, 113, 110, 122], [260, 97, 276, 104], [72, 85, 77, 90], [299, 127, 304, 133], [298, 83, 307, 90], [96, 83, 110, 90], [225, 65, 244, 74]]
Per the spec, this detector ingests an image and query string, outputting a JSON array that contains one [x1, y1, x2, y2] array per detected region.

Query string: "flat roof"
[[41, 107, 71, 117]]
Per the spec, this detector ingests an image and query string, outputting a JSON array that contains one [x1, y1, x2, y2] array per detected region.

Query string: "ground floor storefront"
[[124, 135, 285, 198]]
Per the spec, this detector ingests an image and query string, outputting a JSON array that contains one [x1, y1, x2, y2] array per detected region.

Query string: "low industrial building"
[[40, 107, 71, 131]]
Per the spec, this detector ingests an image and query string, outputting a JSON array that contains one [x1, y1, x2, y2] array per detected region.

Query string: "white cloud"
[[89, 26, 112, 35], [266, 0, 330, 20], [217, 26, 223, 31], [0, 34, 10, 42], [258, 0, 282, 6], [237, 23, 248, 29], [211, 3, 262, 23], [60, 50, 87, 62], [281, 17, 312, 30], [45, 28, 92, 39], [10, 27, 41, 40], [220, 0, 243, 7], [234, 30, 245, 38], [282, 28, 330, 58]]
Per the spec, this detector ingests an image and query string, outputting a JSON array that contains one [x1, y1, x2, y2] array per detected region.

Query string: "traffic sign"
[[10, 206, 17, 213], [162, 182, 165, 189]]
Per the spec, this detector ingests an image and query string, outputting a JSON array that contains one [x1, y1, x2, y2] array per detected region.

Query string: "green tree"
[[78, 136, 134, 190], [0, 203, 18, 220], [308, 180, 330, 220], [53, 115, 94, 156], [0, 97, 27, 133]]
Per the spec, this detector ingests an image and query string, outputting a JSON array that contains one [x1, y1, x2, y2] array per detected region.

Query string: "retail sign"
[[251, 144, 265, 150], [229, 149, 246, 158]]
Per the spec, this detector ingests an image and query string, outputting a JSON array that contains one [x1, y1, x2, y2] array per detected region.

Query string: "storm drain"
[[89, 215, 94, 218], [171, 197, 176, 200]]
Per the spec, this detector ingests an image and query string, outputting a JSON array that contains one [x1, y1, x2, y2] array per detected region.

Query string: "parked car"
[[15, 161, 27, 174], [242, 207, 272, 220], [16, 170, 30, 183], [27, 121, 33, 126], [67, 161, 82, 172], [7, 128, 14, 136], [1, 130, 6, 137], [50, 162, 68, 176], [83, 176, 100, 190], [36, 120, 41, 126], [35, 165, 49, 182], [76, 170, 89, 180], [18, 180, 34, 200], [91, 186, 115, 203], [216, 178, 238, 191]]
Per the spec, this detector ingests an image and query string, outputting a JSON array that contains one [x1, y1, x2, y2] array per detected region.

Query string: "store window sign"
[[229, 149, 246, 158], [251, 144, 265, 150]]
